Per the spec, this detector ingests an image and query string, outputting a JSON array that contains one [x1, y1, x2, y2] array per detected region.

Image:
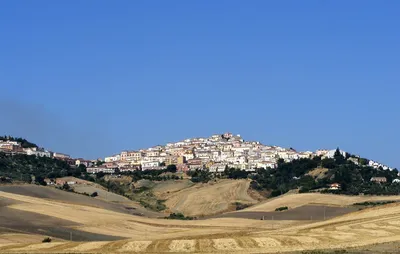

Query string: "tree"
[[166, 164, 177, 173], [359, 158, 369, 166], [35, 176, 47, 186], [96, 160, 104, 166], [62, 182, 71, 191], [334, 148, 345, 164], [42, 237, 52, 243]]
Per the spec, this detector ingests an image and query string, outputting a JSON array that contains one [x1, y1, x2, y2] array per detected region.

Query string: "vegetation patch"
[[353, 201, 396, 207], [275, 206, 289, 211], [165, 212, 195, 220], [42, 237, 52, 243], [139, 199, 166, 211], [233, 202, 251, 211]]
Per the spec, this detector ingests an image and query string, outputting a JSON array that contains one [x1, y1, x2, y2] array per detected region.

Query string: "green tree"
[[166, 164, 177, 173], [62, 182, 71, 191], [334, 148, 345, 164]]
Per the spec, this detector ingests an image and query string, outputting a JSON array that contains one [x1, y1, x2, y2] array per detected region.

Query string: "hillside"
[[238, 192, 400, 212], [155, 179, 259, 216], [0, 184, 162, 217], [1, 191, 400, 253]]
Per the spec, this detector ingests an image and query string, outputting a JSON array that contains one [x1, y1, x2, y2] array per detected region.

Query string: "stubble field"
[[1, 182, 400, 253]]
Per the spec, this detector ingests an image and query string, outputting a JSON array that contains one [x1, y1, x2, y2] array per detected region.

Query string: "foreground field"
[[155, 179, 258, 216], [1, 188, 400, 253]]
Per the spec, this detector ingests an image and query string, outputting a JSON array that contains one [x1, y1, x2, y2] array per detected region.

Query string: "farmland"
[[1, 184, 400, 253]]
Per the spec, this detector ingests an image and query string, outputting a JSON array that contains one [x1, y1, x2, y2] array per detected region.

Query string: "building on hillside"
[[187, 158, 203, 170], [329, 183, 341, 190], [119, 166, 140, 172], [86, 167, 115, 174], [75, 159, 93, 167], [0, 143, 14, 151], [323, 149, 347, 159], [44, 178, 55, 185], [24, 147, 51, 157], [222, 132, 233, 139], [103, 162, 118, 168], [53, 152, 70, 159], [55, 177, 88, 185], [141, 161, 160, 170], [176, 163, 189, 172], [177, 156, 186, 164], [105, 154, 121, 162], [209, 163, 227, 173], [370, 177, 387, 183]]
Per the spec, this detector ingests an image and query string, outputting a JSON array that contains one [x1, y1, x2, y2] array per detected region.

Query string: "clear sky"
[[0, 1, 399, 168]]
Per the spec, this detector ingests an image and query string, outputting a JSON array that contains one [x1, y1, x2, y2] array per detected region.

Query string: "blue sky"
[[0, 1, 399, 168]]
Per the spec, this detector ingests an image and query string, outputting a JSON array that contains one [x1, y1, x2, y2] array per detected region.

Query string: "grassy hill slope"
[[157, 179, 258, 216]]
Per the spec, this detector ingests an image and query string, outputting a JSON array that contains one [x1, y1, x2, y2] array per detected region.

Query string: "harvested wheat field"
[[158, 179, 258, 216], [1, 189, 400, 253], [0, 184, 162, 218], [152, 179, 194, 195], [238, 192, 400, 212]]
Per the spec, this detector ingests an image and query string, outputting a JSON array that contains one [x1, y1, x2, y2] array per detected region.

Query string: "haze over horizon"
[[1, 1, 399, 168]]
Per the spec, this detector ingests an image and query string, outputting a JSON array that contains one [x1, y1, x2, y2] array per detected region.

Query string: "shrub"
[[234, 202, 251, 211], [353, 201, 395, 206], [270, 189, 282, 197], [42, 237, 52, 243], [275, 206, 288, 211], [165, 213, 195, 220]]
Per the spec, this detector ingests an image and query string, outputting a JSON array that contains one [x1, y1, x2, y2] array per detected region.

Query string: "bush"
[[42, 237, 52, 243], [270, 190, 282, 197], [299, 187, 310, 193], [62, 182, 71, 191], [275, 206, 288, 211], [165, 212, 195, 220], [353, 201, 395, 206], [234, 202, 251, 211]]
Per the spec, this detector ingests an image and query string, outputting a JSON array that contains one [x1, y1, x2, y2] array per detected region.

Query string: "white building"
[[86, 167, 115, 174]]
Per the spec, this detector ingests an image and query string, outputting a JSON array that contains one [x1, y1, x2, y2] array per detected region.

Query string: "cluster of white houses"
[[2, 135, 395, 175], [96, 133, 396, 174], [0, 139, 94, 168]]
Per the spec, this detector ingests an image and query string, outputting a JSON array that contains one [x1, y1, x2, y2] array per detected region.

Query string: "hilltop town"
[[96, 132, 395, 174], [0, 133, 395, 175]]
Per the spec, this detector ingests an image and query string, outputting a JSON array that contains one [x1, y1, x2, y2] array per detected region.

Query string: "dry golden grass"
[[158, 179, 257, 216], [240, 192, 400, 212], [306, 167, 329, 179], [2, 191, 400, 253], [0, 234, 46, 245]]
